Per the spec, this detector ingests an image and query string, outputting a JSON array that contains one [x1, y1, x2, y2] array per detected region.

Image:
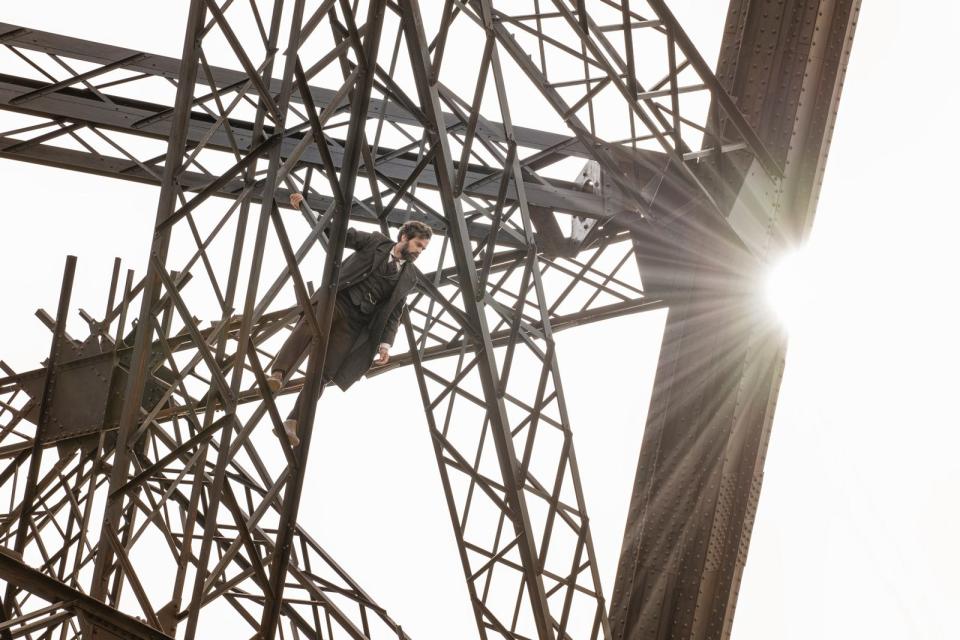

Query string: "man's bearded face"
[[399, 235, 430, 262]]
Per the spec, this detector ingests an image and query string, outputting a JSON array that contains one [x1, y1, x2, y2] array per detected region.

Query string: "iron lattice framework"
[[0, 1, 859, 639]]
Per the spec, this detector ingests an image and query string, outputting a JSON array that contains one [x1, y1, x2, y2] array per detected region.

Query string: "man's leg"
[[271, 307, 317, 381], [319, 298, 363, 380], [284, 300, 360, 444]]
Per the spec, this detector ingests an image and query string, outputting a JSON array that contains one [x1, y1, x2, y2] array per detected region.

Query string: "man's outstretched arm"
[[289, 192, 377, 250]]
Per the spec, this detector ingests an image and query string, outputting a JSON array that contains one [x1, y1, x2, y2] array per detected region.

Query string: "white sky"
[[1, 2, 958, 639]]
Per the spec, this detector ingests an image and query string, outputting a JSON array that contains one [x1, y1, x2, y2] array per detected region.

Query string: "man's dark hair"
[[398, 220, 433, 241]]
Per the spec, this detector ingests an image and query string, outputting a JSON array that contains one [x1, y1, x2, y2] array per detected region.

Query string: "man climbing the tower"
[[267, 192, 433, 446]]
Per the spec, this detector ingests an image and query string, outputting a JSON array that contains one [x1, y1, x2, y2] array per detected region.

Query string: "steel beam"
[[0, 21, 588, 159], [0, 550, 173, 640], [0, 255, 75, 639], [609, 2, 861, 638], [0, 23, 607, 221]]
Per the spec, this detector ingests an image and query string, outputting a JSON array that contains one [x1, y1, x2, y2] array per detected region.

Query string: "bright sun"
[[765, 249, 818, 331]]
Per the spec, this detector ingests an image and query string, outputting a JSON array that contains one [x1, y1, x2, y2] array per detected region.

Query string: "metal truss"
[[0, 1, 858, 639], [0, 544, 172, 640]]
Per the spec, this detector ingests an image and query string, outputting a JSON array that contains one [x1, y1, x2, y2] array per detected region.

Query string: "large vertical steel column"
[[610, 231, 787, 640], [609, 1, 861, 638], [0, 256, 76, 638], [86, 0, 208, 617]]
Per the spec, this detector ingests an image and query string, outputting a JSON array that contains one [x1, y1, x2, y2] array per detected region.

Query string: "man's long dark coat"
[[324, 227, 418, 390]]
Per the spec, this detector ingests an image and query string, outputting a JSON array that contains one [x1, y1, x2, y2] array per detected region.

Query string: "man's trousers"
[[272, 295, 370, 419]]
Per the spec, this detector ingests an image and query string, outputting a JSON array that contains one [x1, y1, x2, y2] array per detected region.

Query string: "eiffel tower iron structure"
[[0, 1, 860, 638]]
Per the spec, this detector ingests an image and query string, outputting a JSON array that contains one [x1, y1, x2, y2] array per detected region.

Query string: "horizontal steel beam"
[[0, 22, 590, 160], [0, 23, 613, 224], [0, 549, 172, 640], [0, 73, 606, 220], [0, 133, 521, 247]]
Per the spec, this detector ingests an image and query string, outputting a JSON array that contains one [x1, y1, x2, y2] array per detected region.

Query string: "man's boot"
[[282, 419, 300, 447], [267, 370, 284, 393]]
